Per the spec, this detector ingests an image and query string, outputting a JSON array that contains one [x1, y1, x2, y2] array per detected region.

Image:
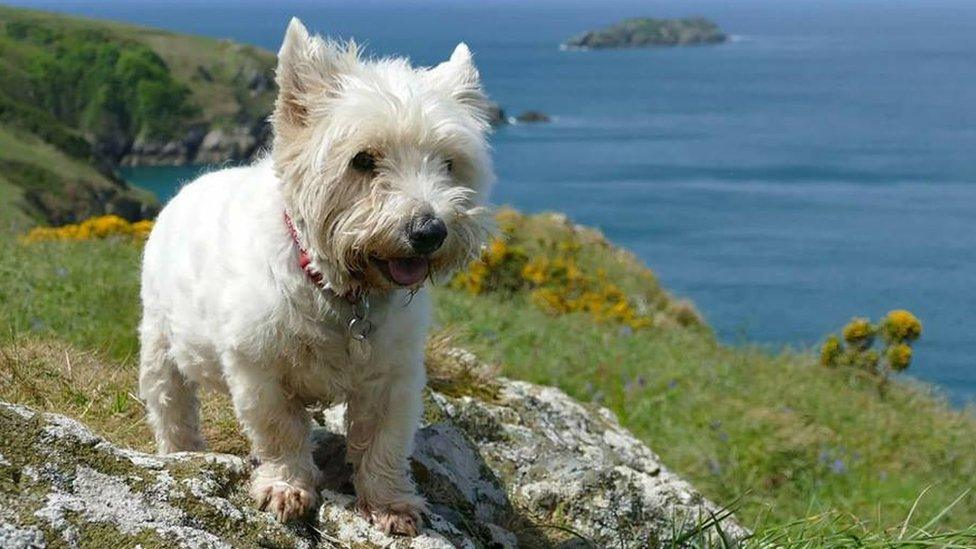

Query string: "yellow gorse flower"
[[882, 310, 922, 343], [21, 215, 154, 244], [886, 343, 913, 372], [842, 318, 874, 347], [820, 335, 842, 368], [821, 310, 922, 390], [452, 227, 653, 330]]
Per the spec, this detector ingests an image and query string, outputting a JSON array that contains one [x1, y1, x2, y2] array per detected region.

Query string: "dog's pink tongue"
[[387, 257, 429, 286]]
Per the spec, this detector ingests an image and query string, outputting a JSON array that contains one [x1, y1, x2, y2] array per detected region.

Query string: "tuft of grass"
[[747, 494, 976, 547], [0, 338, 140, 432], [0, 336, 248, 455], [425, 329, 501, 402]]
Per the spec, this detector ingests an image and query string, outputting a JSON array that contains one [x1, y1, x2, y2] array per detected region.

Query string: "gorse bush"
[[821, 310, 923, 393], [452, 237, 530, 296], [453, 210, 657, 329], [21, 215, 153, 243]]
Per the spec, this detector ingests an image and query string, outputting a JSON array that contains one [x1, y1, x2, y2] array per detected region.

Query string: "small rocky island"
[[564, 16, 727, 49]]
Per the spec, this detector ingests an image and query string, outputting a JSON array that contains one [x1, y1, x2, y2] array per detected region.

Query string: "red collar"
[[283, 212, 325, 288]]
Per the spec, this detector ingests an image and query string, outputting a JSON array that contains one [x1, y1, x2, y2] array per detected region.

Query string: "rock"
[[514, 111, 551, 124], [564, 16, 727, 50], [487, 104, 551, 126], [105, 193, 155, 222], [246, 69, 274, 95], [485, 101, 508, 127], [124, 134, 190, 166], [195, 65, 214, 83], [192, 127, 255, 165], [0, 353, 745, 547], [120, 122, 271, 167], [15, 168, 159, 225], [0, 402, 311, 548]]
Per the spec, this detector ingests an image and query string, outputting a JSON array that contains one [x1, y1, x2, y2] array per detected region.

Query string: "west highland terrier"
[[138, 18, 493, 535]]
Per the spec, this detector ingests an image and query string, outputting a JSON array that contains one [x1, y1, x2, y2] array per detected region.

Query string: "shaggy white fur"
[[138, 18, 493, 536]]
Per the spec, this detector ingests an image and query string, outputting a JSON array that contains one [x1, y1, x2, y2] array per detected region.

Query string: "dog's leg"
[[346, 364, 426, 536], [139, 326, 205, 453], [224, 354, 321, 522]]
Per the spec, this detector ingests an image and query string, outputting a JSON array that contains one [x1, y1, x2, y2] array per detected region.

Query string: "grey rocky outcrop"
[[565, 17, 727, 50], [0, 351, 745, 547], [514, 111, 551, 124], [119, 120, 272, 167]]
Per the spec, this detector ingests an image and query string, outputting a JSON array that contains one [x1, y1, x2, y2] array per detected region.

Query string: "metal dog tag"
[[347, 318, 372, 363], [346, 296, 372, 363]]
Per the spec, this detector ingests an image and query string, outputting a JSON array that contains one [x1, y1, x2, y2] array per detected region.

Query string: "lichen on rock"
[[0, 349, 745, 547]]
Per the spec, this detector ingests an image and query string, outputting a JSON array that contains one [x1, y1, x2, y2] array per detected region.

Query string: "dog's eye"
[[351, 151, 376, 173], [445, 159, 454, 173]]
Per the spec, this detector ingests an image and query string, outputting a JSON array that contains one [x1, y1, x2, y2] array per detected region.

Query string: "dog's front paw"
[[252, 478, 318, 522], [357, 498, 425, 537]]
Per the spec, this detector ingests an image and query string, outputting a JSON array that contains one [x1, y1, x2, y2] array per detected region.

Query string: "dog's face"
[[271, 18, 494, 295]]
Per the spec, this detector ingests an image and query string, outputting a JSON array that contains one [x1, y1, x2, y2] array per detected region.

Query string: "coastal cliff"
[[0, 6, 523, 227], [0, 6, 276, 225]]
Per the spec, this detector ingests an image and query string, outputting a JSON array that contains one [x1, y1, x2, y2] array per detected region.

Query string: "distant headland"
[[564, 16, 727, 50]]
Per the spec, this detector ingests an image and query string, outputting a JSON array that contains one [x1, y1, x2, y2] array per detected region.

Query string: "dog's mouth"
[[370, 256, 430, 287]]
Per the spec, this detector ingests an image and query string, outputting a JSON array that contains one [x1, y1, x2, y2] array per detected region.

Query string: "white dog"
[[138, 18, 493, 535]]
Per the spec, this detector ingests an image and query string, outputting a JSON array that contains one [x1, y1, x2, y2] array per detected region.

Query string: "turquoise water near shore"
[[32, 0, 974, 403]]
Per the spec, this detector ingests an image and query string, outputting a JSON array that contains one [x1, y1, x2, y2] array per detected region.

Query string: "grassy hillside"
[[0, 5, 275, 134], [1, 212, 974, 545], [0, 5, 276, 225]]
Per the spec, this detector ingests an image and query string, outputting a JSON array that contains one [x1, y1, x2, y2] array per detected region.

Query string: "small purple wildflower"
[[830, 458, 846, 475]]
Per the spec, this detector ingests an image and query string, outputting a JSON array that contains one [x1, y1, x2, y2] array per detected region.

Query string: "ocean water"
[[21, 0, 976, 403]]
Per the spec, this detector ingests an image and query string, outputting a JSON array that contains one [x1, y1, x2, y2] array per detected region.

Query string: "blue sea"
[[18, 0, 976, 403]]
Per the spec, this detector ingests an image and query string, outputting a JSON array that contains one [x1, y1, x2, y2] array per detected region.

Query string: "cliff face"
[[119, 120, 272, 167], [0, 348, 745, 548], [106, 40, 277, 168]]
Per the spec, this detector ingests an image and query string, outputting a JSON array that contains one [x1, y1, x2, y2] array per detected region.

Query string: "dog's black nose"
[[408, 215, 447, 255]]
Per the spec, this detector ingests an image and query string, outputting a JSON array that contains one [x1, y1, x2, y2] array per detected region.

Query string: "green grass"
[[0, 235, 142, 360], [0, 212, 974, 544], [434, 289, 976, 537], [0, 125, 106, 184], [0, 174, 31, 231]]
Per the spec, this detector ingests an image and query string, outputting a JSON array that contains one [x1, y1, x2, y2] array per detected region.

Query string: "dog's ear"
[[274, 18, 346, 130], [430, 43, 491, 123]]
